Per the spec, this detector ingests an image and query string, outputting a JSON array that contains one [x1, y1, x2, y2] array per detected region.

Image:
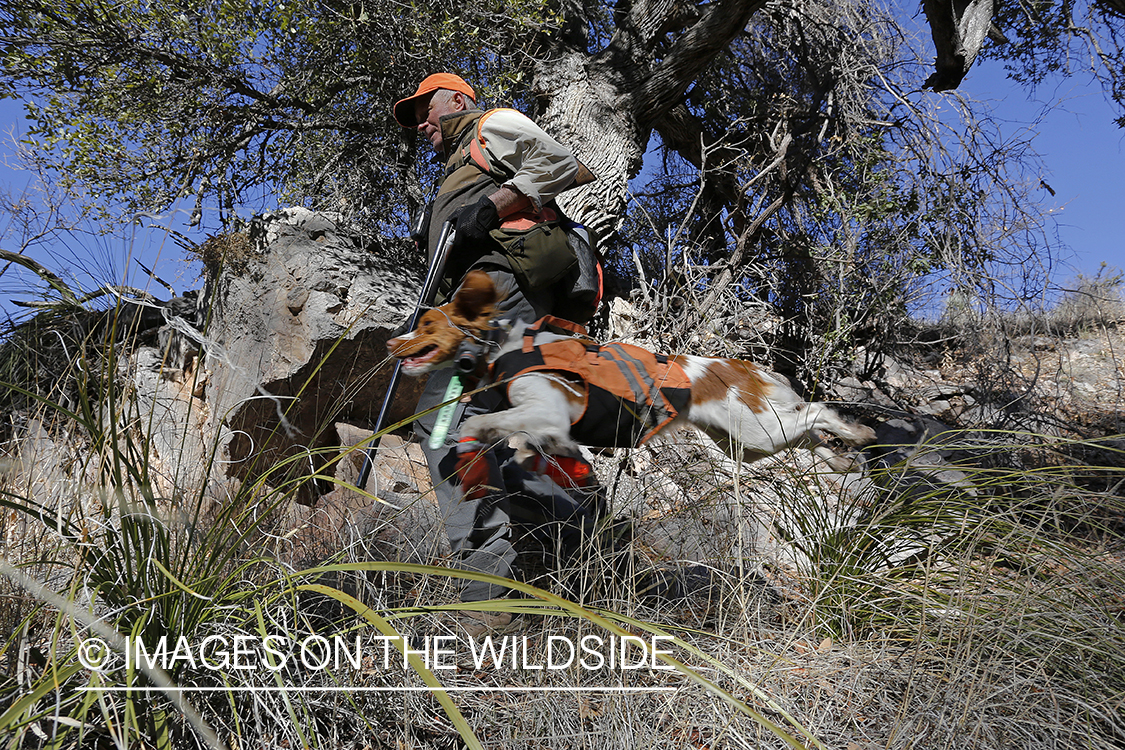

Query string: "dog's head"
[[387, 270, 500, 376]]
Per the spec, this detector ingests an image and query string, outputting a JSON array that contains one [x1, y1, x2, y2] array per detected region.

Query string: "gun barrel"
[[356, 222, 457, 491]]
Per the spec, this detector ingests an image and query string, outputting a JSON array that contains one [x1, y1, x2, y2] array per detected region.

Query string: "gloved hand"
[[453, 194, 501, 247], [453, 438, 501, 502]]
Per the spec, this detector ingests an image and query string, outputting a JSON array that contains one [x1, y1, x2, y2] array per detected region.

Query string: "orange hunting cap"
[[393, 73, 477, 127]]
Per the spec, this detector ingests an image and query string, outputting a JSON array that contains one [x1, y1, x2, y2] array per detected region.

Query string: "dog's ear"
[[452, 270, 499, 322]]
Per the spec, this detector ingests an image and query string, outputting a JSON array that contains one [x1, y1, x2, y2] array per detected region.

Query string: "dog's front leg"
[[461, 373, 582, 456]]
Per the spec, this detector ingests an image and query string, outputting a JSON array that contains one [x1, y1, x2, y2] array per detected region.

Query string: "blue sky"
[[1, 51, 1122, 316], [957, 59, 1124, 281], [0, 102, 202, 310]]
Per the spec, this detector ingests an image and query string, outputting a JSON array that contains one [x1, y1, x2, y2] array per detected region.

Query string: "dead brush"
[[605, 248, 782, 364], [1047, 267, 1125, 334], [187, 231, 254, 276]]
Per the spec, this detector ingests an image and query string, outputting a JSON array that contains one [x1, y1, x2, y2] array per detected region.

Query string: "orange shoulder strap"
[[522, 316, 590, 352], [467, 108, 512, 175]]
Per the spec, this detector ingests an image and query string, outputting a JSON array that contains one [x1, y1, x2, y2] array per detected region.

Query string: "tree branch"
[[0, 248, 79, 305], [698, 192, 786, 311], [634, 0, 765, 127]]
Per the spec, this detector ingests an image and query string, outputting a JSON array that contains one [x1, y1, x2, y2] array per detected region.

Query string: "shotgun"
[[356, 220, 456, 491]]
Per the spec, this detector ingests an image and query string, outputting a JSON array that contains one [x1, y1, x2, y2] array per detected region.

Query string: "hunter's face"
[[416, 91, 465, 153]]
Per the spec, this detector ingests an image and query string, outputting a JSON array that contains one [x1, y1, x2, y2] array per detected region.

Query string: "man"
[[392, 73, 602, 634]]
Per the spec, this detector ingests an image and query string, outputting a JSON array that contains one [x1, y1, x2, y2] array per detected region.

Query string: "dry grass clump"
[[1048, 267, 1125, 333], [930, 270, 1123, 357], [189, 231, 254, 276], [3, 256, 1125, 749], [5, 426, 1125, 749]]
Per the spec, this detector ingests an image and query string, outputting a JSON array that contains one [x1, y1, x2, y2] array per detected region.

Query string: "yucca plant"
[[768, 429, 1125, 748]]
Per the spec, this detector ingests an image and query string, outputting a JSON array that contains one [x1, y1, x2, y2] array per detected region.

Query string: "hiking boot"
[[454, 610, 514, 638]]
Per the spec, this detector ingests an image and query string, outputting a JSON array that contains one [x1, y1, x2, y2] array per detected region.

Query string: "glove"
[[453, 195, 501, 248], [453, 438, 501, 503], [531, 453, 595, 491]]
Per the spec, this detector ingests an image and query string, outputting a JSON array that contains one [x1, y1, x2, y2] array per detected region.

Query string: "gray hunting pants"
[[412, 268, 604, 602]]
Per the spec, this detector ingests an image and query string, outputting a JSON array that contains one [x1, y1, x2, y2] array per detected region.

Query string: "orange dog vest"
[[485, 317, 693, 448]]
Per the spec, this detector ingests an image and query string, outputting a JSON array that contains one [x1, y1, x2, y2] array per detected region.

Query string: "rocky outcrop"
[[193, 208, 425, 504], [111, 208, 424, 506], [18, 204, 1115, 583]]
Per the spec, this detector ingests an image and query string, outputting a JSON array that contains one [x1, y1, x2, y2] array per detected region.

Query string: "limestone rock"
[[350, 433, 449, 564], [198, 209, 425, 504], [128, 347, 211, 498]]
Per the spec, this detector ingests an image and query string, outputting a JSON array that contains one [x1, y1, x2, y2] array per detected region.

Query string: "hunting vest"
[[429, 110, 600, 319], [427, 110, 507, 287], [485, 317, 693, 448]]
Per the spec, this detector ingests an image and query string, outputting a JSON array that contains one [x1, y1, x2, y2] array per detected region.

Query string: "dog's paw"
[[506, 435, 541, 469], [459, 414, 505, 446], [461, 415, 580, 457], [843, 422, 877, 446], [530, 433, 581, 458], [814, 445, 867, 473]]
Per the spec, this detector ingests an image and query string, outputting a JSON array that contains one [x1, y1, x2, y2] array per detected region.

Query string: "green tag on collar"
[[427, 375, 464, 449]]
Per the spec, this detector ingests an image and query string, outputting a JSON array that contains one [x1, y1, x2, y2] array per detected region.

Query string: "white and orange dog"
[[388, 271, 875, 471]]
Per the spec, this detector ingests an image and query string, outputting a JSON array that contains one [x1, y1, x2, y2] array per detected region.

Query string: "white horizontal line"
[[80, 686, 676, 693]]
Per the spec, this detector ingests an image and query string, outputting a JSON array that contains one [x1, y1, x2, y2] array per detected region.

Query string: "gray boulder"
[[197, 208, 425, 504]]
